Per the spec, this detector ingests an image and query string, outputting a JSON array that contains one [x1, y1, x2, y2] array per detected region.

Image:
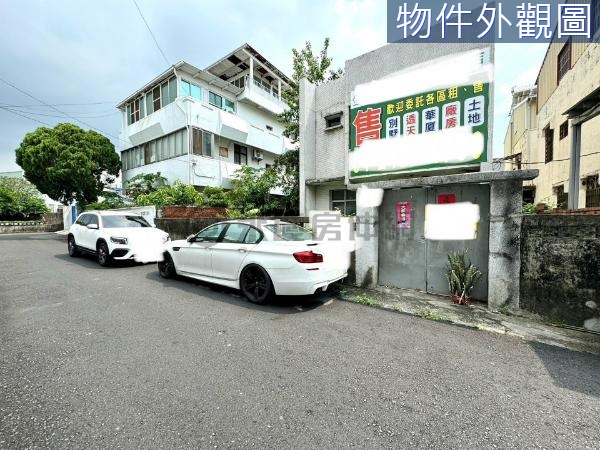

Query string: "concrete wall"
[[520, 214, 600, 331]]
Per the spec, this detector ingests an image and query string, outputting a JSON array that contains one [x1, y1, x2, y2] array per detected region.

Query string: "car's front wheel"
[[67, 235, 79, 257], [240, 264, 273, 304], [158, 252, 176, 278], [97, 241, 112, 267]]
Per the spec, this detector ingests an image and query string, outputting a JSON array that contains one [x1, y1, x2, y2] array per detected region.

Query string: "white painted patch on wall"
[[356, 186, 384, 208], [424, 202, 480, 240], [349, 127, 484, 175], [352, 49, 493, 108]]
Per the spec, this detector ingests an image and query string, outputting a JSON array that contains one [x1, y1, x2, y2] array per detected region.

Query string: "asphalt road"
[[1, 233, 599, 449]]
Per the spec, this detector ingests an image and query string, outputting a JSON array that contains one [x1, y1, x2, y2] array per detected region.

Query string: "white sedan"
[[158, 220, 350, 304]]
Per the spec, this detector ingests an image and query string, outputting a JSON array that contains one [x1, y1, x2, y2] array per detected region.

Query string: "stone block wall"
[[520, 214, 600, 331]]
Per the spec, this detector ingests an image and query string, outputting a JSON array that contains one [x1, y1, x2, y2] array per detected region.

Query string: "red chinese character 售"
[[353, 107, 382, 147]]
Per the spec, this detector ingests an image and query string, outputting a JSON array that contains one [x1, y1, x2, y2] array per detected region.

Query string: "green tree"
[[275, 38, 343, 214], [135, 181, 203, 209], [0, 177, 49, 220], [227, 166, 278, 214], [15, 123, 121, 205], [273, 148, 299, 215], [126, 172, 169, 200], [278, 38, 343, 143], [83, 191, 126, 211]]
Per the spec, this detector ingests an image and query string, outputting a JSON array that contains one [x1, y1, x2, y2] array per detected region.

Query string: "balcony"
[[237, 76, 288, 115]]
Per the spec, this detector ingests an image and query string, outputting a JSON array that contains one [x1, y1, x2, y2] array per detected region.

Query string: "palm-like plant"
[[446, 250, 483, 305]]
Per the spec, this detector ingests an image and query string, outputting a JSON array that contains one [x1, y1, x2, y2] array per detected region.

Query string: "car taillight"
[[293, 250, 323, 263]]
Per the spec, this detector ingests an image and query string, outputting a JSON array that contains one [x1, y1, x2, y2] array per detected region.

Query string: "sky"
[[0, 0, 548, 172]]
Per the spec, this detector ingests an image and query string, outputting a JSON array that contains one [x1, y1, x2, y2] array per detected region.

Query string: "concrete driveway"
[[1, 233, 599, 449]]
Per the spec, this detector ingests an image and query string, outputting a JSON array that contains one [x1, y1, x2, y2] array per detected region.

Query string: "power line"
[[496, 150, 600, 166], [0, 101, 117, 107], [0, 105, 55, 127], [0, 76, 128, 145], [0, 106, 118, 119], [131, 0, 170, 67]]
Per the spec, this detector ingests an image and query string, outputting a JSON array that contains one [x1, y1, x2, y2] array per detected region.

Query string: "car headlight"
[[110, 236, 128, 245], [163, 234, 171, 243]]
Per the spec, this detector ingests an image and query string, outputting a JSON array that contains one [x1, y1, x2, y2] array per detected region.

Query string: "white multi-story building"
[[117, 43, 294, 192]]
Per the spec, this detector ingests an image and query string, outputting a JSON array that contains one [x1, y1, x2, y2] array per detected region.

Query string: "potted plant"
[[446, 250, 483, 305]]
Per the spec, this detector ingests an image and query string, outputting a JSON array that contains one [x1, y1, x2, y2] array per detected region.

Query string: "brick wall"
[[520, 215, 600, 331]]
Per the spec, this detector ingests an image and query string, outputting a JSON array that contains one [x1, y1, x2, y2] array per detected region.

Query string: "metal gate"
[[378, 184, 490, 300]]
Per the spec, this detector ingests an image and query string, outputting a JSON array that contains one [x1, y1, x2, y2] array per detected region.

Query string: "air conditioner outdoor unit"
[[253, 149, 264, 161]]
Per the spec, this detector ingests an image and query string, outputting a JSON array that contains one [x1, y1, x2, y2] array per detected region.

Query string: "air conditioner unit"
[[253, 149, 264, 161]]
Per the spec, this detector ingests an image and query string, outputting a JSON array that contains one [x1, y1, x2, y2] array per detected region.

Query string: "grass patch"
[[415, 309, 445, 322], [497, 306, 512, 315], [353, 294, 378, 307]]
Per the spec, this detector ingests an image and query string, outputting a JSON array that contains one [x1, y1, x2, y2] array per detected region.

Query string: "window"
[[102, 215, 150, 228], [234, 144, 247, 165], [265, 223, 314, 241], [266, 125, 273, 132], [325, 113, 343, 129], [223, 98, 235, 113], [222, 224, 251, 243], [331, 190, 356, 216], [121, 128, 188, 170], [544, 126, 554, 163], [194, 223, 227, 243], [87, 215, 99, 227], [244, 227, 262, 244], [559, 120, 569, 140], [145, 94, 153, 118], [181, 80, 202, 100], [514, 153, 522, 170], [557, 41, 571, 84], [126, 98, 142, 125], [209, 91, 222, 108], [554, 185, 568, 209], [585, 175, 600, 208], [232, 77, 245, 89], [76, 214, 90, 226], [192, 128, 212, 157], [152, 86, 161, 112], [181, 80, 191, 97]]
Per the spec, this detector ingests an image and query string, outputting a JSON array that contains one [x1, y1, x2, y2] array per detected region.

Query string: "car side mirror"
[[186, 234, 196, 242], [87, 223, 99, 230]]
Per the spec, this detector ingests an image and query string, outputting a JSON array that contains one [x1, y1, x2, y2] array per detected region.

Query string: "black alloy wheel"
[[158, 252, 176, 278], [97, 241, 111, 267], [67, 236, 79, 257], [240, 265, 273, 304]]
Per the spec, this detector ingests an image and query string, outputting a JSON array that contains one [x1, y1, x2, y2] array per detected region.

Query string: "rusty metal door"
[[378, 185, 490, 300]]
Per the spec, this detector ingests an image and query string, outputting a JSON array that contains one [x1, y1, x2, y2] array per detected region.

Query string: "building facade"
[[299, 43, 537, 310], [504, 16, 600, 209], [117, 44, 294, 192]]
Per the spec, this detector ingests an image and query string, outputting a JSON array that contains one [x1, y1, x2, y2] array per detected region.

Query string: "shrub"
[[202, 186, 229, 207], [446, 250, 483, 305], [0, 177, 49, 220], [135, 182, 203, 209], [126, 172, 169, 200]]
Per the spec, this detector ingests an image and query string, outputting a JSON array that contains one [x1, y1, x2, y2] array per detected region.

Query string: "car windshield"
[[265, 223, 314, 241], [102, 215, 151, 228]]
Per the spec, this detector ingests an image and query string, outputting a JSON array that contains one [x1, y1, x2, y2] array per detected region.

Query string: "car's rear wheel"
[[240, 264, 273, 304], [97, 241, 112, 267], [67, 235, 79, 257], [158, 252, 176, 278]]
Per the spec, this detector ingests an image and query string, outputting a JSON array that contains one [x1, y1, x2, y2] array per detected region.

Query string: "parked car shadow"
[[53, 253, 146, 270], [529, 341, 600, 398], [145, 269, 333, 315]]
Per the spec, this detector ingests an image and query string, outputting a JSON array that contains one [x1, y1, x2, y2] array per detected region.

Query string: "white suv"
[[67, 211, 169, 266]]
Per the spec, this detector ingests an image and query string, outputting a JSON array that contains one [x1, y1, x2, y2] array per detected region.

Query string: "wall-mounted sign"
[[348, 49, 492, 180], [438, 193, 457, 204], [396, 201, 411, 229]]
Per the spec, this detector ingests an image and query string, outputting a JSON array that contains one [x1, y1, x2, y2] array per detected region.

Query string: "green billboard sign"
[[349, 81, 490, 179]]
